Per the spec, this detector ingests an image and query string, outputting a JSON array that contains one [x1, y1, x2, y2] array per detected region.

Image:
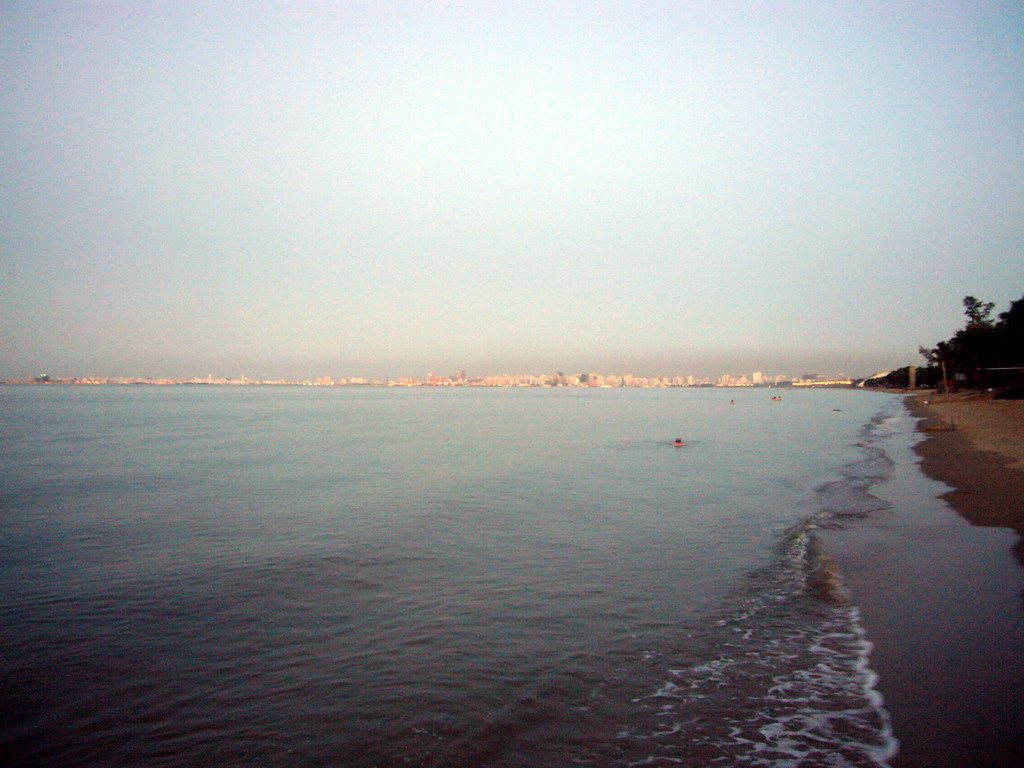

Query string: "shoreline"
[[896, 393, 1024, 767], [907, 393, 1024, 565], [822, 392, 1024, 768]]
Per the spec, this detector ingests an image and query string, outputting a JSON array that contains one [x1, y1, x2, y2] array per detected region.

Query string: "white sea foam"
[[626, 408, 905, 767]]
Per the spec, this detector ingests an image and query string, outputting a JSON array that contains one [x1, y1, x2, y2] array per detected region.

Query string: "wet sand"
[[897, 394, 1024, 767], [822, 393, 1024, 767], [910, 394, 1024, 563]]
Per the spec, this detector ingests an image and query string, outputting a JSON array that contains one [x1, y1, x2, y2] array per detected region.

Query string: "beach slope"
[[824, 392, 1024, 768], [910, 394, 1024, 557]]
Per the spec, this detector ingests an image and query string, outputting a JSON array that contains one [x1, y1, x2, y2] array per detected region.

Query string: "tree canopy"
[[919, 294, 1024, 390]]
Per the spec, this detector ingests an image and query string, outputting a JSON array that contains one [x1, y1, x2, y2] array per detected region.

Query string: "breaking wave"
[[618, 408, 904, 767]]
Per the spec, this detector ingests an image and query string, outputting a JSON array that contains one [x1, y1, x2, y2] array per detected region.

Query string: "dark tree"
[[921, 294, 1024, 390], [963, 295, 995, 327]]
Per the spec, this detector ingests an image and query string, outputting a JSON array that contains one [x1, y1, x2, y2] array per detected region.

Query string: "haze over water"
[[3, 2, 1022, 380], [4, 4, 1023, 761], [3, 385, 909, 766]]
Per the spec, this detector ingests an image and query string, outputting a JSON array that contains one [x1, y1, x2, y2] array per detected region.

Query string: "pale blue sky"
[[2, 1, 1022, 379]]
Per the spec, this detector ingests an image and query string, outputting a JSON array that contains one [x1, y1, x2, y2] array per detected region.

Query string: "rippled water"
[[1, 385, 905, 766]]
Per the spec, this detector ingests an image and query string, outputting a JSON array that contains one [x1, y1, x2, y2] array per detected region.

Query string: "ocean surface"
[[1, 385, 910, 767]]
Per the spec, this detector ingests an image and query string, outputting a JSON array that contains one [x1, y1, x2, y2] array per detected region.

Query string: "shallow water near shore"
[[2, 385, 918, 766]]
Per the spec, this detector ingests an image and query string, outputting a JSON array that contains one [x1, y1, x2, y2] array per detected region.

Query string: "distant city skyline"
[[7, 365, 873, 389], [9, 370, 859, 390], [2, 2, 1022, 382], [0, 348, 905, 384]]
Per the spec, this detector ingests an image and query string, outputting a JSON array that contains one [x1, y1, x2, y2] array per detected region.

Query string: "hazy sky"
[[2, 1, 1022, 380]]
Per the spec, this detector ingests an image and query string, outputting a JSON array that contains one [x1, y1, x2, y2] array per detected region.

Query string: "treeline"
[[867, 294, 1024, 392]]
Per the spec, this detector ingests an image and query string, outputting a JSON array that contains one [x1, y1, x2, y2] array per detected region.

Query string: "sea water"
[[1, 385, 906, 766]]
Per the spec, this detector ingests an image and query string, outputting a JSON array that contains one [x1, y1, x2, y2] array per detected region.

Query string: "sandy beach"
[[910, 394, 1024, 555], [917, 397, 1024, 469], [827, 392, 1024, 768], [904, 393, 1024, 768]]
